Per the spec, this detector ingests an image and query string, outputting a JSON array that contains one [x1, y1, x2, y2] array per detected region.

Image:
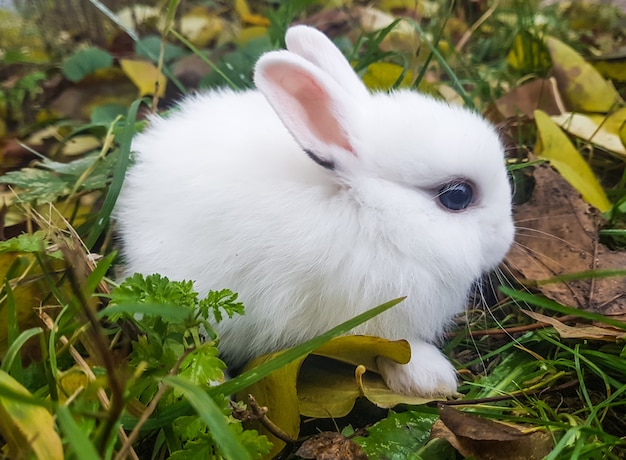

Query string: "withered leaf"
[[506, 164, 626, 314], [485, 77, 565, 122], [433, 405, 553, 460], [438, 405, 524, 441], [523, 310, 626, 340], [296, 432, 368, 460]]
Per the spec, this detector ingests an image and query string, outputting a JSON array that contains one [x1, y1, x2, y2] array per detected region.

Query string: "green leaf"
[[169, 437, 214, 460], [90, 103, 128, 125], [198, 289, 245, 322], [179, 344, 226, 387], [0, 231, 47, 254], [135, 35, 187, 64], [61, 47, 113, 82], [353, 410, 439, 460], [99, 302, 193, 322], [162, 375, 253, 460], [109, 273, 198, 311], [0, 168, 69, 204]]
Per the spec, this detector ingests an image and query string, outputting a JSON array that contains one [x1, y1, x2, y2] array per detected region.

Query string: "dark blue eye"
[[438, 182, 473, 211]]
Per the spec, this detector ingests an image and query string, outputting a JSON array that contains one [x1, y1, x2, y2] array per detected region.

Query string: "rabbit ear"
[[254, 50, 360, 169], [285, 25, 369, 99]]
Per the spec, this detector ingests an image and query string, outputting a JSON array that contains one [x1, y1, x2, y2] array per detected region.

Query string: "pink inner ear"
[[265, 65, 355, 155]]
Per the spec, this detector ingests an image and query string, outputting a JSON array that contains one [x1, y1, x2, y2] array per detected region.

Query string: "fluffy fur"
[[115, 26, 515, 396]]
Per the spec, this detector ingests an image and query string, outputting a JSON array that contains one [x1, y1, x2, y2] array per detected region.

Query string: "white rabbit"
[[115, 25, 515, 397]]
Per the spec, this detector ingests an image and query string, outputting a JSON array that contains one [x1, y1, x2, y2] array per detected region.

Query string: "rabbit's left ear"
[[284, 25, 369, 100], [254, 50, 359, 170]]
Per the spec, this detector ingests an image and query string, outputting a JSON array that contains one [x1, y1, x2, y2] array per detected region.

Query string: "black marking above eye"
[[437, 181, 474, 211]]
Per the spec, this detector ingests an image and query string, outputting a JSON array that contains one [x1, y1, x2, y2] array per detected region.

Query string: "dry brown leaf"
[[506, 163, 626, 314], [296, 432, 367, 460], [50, 69, 136, 120], [485, 78, 565, 122], [432, 405, 553, 460], [523, 310, 626, 340]]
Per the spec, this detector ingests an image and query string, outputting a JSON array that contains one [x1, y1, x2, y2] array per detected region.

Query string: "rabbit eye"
[[437, 181, 473, 211]]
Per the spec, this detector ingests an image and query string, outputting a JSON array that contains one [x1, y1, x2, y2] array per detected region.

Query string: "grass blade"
[[501, 286, 626, 331], [86, 98, 142, 249], [56, 404, 100, 459], [1, 327, 43, 373]]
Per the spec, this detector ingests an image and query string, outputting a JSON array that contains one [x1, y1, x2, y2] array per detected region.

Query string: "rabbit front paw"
[[377, 341, 458, 397]]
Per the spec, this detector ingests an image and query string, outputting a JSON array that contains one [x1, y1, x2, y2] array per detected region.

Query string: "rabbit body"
[[115, 26, 515, 396]]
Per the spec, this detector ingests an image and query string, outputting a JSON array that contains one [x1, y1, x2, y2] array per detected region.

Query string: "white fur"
[[115, 26, 515, 397]]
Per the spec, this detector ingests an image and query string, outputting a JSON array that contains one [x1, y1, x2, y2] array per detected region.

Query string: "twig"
[[231, 394, 296, 444], [448, 315, 580, 338]]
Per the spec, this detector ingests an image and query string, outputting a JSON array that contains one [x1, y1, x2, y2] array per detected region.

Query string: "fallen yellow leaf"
[[552, 109, 626, 159], [119, 59, 166, 98], [534, 109, 611, 212], [234, 0, 251, 17], [181, 8, 224, 46], [239, 335, 435, 459], [545, 36, 622, 112], [362, 62, 413, 91], [237, 26, 269, 45], [0, 370, 63, 459], [507, 31, 551, 74], [357, 6, 420, 54]]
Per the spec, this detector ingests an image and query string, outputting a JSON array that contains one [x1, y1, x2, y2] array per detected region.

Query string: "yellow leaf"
[[311, 335, 410, 370], [298, 355, 432, 418], [593, 59, 626, 82], [61, 135, 101, 156], [241, 14, 270, 27], [552, 109, 626, 158], [234, 0, 252, 17], [534, 110, 611, 212], [239, 336, 435, 458], [237, 355, 302, 459], [237, 26, 268, 45], [545, 36, 622, 112], [0, 370, 63, 459], [506, 31, 551, 74], [119, 59, 166, 98], [181, 8, 224, 47], [362, 62, 413, 91], [358, 6, 420, 54], [379, 0, 432, 16], [116, 5, 160, 33]]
